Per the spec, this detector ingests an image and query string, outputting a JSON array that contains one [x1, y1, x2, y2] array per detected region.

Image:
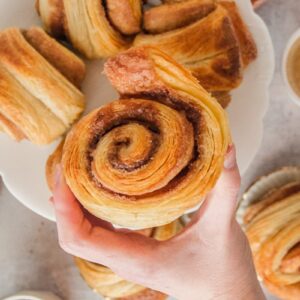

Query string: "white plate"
[[0, 0, 274, 221]]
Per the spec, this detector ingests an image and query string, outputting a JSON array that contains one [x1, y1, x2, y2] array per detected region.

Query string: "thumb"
[[193, 145, 241, 227]]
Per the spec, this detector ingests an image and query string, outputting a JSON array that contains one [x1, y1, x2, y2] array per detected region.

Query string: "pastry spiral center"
[[89, 100, 194, 196], [94, 123, 159, 172]]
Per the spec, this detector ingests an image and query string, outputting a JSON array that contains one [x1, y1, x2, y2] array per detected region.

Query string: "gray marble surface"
[[0, 1, 300, 299]]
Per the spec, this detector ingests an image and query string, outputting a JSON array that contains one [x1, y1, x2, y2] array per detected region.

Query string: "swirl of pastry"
[[60, 46, 230, 229], [0, 27, 85, 145], [36, 0, 143, 59], [75, 220, 183, 299], [244, 181, 300, 300]]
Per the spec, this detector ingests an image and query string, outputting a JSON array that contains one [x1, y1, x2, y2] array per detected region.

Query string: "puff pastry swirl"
[[61, 46, 230, 229], [244, 181, 300, 300], [0, 27, 85, 145], [36, 0, 142, 58], [75, 219, 182, 299]]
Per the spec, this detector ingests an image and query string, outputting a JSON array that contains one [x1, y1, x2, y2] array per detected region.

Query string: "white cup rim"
[[2, 291, 61, 300], [282, 28, 300, 106]]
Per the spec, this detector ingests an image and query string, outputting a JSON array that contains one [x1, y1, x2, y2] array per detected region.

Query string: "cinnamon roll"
[[60, 46, 230, 229], [244, 180, 300, 300], [0, 27, 85, 145], [75, 219, 182, 299], [36, 0, 143, 59]]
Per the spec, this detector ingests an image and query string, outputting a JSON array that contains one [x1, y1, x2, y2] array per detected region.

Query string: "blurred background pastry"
[[35, 1, 257, 109], [241, 167, 300, 300], [0, 27, 85, 145], [59, 46, 230, 229], [36, 0, 142, 58], [75, 219, 183, 299], [35, 0, 257, 108], [135, 0, 257, 103]]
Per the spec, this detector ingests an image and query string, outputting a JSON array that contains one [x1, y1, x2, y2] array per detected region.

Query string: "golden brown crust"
[[36, 0, 65, 37], [106, 0, 142, 35], [153, 218, 183, 240], [0, 63, 65, 144], [134, 6, 243, 92], [244, 180, 300, 300], [62, 46, 230, 229], [187, 47, 242, 91], [64, 0, 131, 58], [118, 289, 167, 300], [254, 217, 300, 300], [46, 140, 64, 191], [0, 112, 26, 141], [211, 91, 231, 108], [36, 0, 132, 58], [0, 27, 85, 144], [23, 27, 86, 88], [218, 0, 258, 68], [244, 181, 300, 225], [143, 0, 216, 34]]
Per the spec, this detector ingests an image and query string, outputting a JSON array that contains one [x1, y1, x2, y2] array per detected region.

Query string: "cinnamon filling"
[[85, 92, 203, 199]]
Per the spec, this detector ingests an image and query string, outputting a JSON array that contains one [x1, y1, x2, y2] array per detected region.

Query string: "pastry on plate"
[[0, 27, 85, 145], [36, 0, 143, 59], [242, 169, 300, 300], [135, 0, 257, 96], [56, 46, 230, 229], [75, 219, 183, 299], [36, 0, 256, 108]]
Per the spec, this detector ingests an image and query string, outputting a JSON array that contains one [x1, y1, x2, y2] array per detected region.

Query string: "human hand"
[[52, 145, 266, 300]]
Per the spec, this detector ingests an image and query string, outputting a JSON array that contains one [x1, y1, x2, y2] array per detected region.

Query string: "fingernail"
[[224, 144, 236, 170]]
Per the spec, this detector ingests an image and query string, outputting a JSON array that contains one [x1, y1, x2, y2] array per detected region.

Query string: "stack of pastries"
[[0, 27, 85, 144], [243, 176, 300, 300], [75, 220, 183, 300], [46, 46, 230, 229], [36, 0, 257, 107]]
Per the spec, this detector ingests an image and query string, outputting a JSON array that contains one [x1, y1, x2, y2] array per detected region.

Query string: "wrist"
[[176, 276, 266, 300], [213, 277, 266, 300]]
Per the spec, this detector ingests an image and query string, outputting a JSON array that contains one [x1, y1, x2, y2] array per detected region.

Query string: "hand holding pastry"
[[52, 146, 266, 300], [75, 221, 181, 299], [58, 46, 230, 229]]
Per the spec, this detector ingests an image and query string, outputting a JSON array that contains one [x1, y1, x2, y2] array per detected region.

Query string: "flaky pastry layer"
[[244, 181, 300, 300], [0, 27, 85, 144], [36, 0, 143, 58]]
